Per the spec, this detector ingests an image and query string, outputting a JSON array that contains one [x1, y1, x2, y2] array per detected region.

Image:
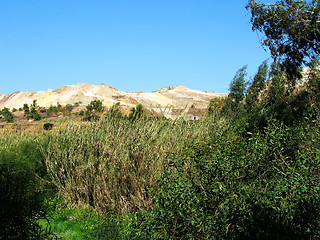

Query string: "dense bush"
[[135, 121, 320, 239], [43, 123, 54, 131], [0, 107, 14, 123], [0, 162, 50, 240], [0, 135, 53, 239]]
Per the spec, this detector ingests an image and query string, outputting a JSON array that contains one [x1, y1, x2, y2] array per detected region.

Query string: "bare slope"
[[0, 83, 227, 111]]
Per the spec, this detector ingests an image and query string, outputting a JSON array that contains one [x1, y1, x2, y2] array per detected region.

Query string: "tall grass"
[[44, 116, 217, 213]]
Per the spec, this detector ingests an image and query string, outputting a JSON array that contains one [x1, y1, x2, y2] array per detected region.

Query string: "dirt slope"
[[0, 83, 228, 113]]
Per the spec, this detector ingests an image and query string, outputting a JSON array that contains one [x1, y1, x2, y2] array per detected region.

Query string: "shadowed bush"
[[0, 135, 53, 239], [43, 123, 54, 131]]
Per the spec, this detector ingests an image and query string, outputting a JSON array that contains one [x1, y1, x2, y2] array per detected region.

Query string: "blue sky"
[[0, 0, 272, 94]]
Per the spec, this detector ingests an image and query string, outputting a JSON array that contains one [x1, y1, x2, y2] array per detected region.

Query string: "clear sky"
[[0, 0, 273, 94]]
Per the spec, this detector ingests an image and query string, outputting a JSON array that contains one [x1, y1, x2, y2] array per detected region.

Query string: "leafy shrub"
[[0, 134, 55, 239], [0, 134, 50, 180], [0, 135, 54, 239], [0, 108, 14, 123], [43, 123, 54, 131], [136, 121, 320, 239], [0, 162, 52, 240], [46, 106, 59, 117]]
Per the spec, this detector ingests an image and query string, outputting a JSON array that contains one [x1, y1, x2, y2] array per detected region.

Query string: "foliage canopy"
[[247, 0, 320, 78]]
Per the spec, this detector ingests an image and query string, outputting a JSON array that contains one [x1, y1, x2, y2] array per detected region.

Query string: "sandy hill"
[[0, 83, 227, 118]]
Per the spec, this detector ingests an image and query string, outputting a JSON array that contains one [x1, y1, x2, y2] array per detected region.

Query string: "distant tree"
[[46, 105, 58, 116], [31, 100, 38, 109], [23, 104, 31, 120], [243, 61, 314, 128], [23, 101, 42, 121], [86, 100, 104, 113], [65, 104, 74, 114], [1, 108, 14, 123], [83, 100, 104, 121], [30, 100, 42, 121], [32, 111, 42, 121], [247, 0, 320, 79]]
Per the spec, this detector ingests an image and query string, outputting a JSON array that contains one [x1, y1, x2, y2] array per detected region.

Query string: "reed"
[[44, 116, 214, 214]]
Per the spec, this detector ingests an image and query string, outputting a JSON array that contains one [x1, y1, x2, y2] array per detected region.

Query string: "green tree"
[[23, 104, 31, 120], [83, 100, 104, 121], [223, 65, 248, 114], [23, 101, 42, 121], [267, 62, 289, 105], [229, 65, 248, 103], [46, 105, 58, 116], [30, 100, 42, 121], [32, 111, 42, 121], [244, 61, 315, 128], [0, 108, 14, 123], [31, 99, 38, 109], [86, 100, 104, 113], [65, 104, 74, 114], [247, 0, 320, 78], [245, 60, 269, 108]]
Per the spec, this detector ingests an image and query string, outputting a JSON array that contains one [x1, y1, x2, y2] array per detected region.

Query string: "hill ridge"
[[0, 83, 228, 112]]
